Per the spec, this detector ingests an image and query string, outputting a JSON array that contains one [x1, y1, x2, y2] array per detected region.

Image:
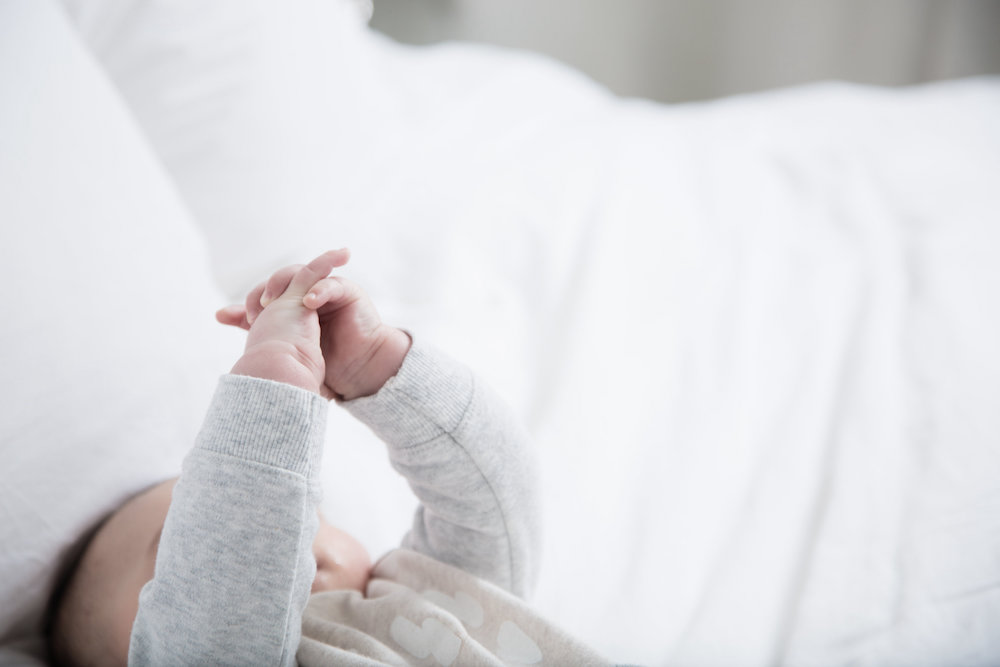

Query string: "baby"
[[46, 250, 610, 666]]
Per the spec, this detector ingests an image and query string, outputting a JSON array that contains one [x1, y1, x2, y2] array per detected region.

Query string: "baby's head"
[[47, 478, 371, 667]]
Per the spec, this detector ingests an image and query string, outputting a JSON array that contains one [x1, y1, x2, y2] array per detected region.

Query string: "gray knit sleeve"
[[343, 341, 541, 598], [129, 374, 327, 667]]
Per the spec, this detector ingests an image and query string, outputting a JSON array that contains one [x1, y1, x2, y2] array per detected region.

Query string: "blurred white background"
[[370, 0, 1000, 102]]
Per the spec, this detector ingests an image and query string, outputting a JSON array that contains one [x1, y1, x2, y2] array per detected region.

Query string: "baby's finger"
[[303, 277, 348, 310], [244, 283, 266, 325], [288, 249, 351, 297], [261, 264, 304, 308], [215, 304, 251, 330], [306, 276, 365, 313]]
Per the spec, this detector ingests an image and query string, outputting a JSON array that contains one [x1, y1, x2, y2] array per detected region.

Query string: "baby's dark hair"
[[44, 512, 115, 667]]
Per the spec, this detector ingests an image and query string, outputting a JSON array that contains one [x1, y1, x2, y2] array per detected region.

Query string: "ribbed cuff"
[[196, 374, 328, 478], [341, 339, 475, 448]]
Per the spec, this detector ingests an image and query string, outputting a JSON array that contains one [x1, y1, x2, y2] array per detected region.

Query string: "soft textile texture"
[[131, 374, 328, 666], [343, 341, 540, 599], [300, 549, 607, 666], [0, 0, 237, 656], [56, 0, 380, 296], [337, 73, 1000, 665]]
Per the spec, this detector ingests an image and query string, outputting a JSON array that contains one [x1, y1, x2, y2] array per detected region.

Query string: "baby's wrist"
[[231, 342, 323, 395], [335, 327, 412, 401]]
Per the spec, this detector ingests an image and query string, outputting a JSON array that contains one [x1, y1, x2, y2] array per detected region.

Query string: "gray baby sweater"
[[128, 341, 606, 665]]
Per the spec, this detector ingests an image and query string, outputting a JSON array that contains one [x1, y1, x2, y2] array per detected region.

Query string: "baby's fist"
[[216, 250, 409, 400], [306, 274, 410, 401], [217, 250, 349, 396]]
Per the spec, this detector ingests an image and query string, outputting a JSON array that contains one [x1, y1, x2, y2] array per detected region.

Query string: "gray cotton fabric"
[[128, 340, 606, 666]]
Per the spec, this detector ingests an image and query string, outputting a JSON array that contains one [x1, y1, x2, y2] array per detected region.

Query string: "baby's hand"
[[216, 250, 410, 400]]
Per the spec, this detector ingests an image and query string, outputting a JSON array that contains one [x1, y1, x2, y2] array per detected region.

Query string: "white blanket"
[[301, 35, 1000, 666]]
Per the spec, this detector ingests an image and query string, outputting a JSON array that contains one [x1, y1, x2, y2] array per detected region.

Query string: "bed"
[[2, 1, 999, 665]]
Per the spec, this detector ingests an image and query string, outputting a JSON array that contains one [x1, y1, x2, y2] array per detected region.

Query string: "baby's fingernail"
[[260, 293, 273, 307]]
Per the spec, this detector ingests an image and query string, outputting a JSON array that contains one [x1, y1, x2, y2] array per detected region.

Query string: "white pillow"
[[56, 0, 382, 299], [0, 0, 238, 657]]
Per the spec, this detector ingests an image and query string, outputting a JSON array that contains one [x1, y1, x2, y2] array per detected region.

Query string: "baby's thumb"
[[215, 305, 251, 330]]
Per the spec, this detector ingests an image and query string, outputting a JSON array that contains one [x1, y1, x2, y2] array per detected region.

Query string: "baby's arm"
[[131, 250, 405, 666], [130, 373, 327, 666], [343, 341, 541, 598]]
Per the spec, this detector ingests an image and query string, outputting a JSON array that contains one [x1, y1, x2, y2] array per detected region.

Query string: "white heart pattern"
[[496, 620, 543, 665], [422, 589, 485, 628], [390, 615, 462, 666]]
